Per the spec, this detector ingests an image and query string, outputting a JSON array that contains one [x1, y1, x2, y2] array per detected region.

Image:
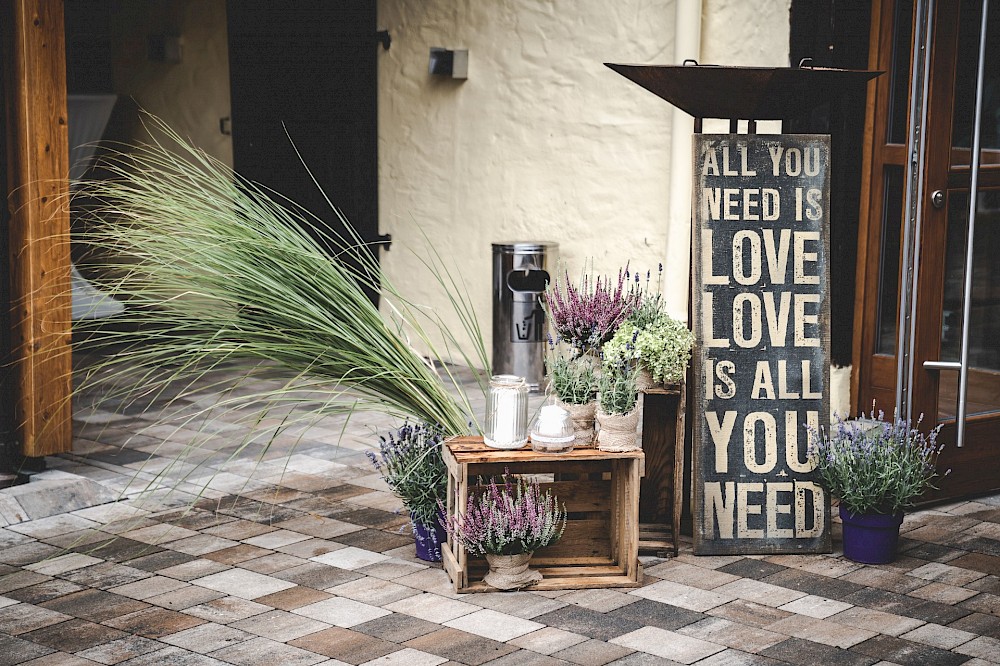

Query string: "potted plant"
[[546, 340, 599, 447], [367, 422, 449, 562], [595, 361, 641, 452], [442, 471, 566, 590], [808, 409, 945, 564], [602, 268, 694, 391], [545, 266, 638, 355]]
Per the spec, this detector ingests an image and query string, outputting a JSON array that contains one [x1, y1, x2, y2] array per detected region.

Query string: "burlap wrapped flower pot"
[[483, 552, 542, 590], [556, 399, 596, 448], [596, 407, 641, 452], [635, 368, 657, 392]]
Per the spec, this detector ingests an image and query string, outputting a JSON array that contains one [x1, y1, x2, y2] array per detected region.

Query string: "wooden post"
[[3, 0, 73, 457]]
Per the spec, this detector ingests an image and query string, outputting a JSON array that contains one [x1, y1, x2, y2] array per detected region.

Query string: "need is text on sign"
[[692, 134, 832, 555]]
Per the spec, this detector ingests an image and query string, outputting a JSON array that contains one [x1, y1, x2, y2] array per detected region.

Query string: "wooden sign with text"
[[692, 134, 832, 555]]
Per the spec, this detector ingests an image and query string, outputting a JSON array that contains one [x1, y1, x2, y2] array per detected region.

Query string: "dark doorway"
[[226, 0, 381, 302], [788, 0, 873, 368]]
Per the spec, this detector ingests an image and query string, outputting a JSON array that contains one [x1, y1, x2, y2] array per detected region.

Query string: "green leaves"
[[73, 115, 486, 471]]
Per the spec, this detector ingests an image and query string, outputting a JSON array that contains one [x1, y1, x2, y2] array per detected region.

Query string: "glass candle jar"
[[484, 375, 529, 449], [531, 404, 575, 453]]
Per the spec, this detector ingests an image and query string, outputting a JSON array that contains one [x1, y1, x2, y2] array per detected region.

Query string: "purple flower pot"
[[412, 513, 447, 562], [839, 505, 904, 564]]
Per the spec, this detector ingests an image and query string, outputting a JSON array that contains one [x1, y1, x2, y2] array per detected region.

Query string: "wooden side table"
[[441, 436, 644, 593]]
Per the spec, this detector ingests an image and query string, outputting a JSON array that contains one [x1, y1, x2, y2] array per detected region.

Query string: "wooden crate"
[[441, 436, 644, 593], [638, 382, 687, 556]]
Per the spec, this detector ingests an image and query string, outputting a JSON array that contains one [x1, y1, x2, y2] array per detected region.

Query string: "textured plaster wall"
[[377, 0, 676, 363], [701, 0, 791, 67], [699, 0, 791, 135], [111, 0, 232, 166]]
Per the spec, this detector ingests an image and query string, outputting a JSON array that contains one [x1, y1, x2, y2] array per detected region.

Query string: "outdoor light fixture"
[[429, 48, 468, 79]]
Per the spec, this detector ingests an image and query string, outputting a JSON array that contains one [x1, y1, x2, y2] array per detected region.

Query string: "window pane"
[[887, 0, 914, 145], [938, 190, 1000, 420], [876, 165, 904, 354], [950, 0, 1000, 167]]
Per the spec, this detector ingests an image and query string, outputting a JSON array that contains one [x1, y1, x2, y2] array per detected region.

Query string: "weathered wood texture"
[[691, 135, 832, 555], [3, 0, 73, 457], [639, 382, 686, 556], [442, 436, 643, 593]]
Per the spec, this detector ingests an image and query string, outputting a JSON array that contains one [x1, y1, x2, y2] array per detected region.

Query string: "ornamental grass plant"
[[442, 472, 566, 556], [70, 115, 487, 500], [808, 409, 945, 516], [367, 422, 447, 528]]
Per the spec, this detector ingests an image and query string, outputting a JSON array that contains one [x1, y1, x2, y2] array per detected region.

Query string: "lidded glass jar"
[[484, 375, 529, 449], [531, 404, 575, 453]]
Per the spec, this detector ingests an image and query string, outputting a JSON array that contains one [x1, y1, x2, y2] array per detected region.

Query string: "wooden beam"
[[3, 0, 72, 457]]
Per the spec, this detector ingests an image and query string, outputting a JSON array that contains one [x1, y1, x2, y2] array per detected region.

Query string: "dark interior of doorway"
[[789, 0, 872, 368], [226, 0, 381, 304]]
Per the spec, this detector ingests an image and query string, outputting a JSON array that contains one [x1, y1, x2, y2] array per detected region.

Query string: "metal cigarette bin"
[[491, 242, 557, 391]]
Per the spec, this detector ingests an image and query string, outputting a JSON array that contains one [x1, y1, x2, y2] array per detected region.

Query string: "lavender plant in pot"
[[443, 472, 566, 590], [546, 339, 599, 447], [595, 361, 641, 452], [808, 409, 945, 564], [368, 422, 449, 562]]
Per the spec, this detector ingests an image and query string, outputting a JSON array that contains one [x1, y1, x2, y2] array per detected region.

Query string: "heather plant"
[[546, 339, 597, 405], [367, 422, 447, 528], [808, 409, 945, 516], [442, 472, 566, 556], [597, 360, 640, 415], [546, 267, 638, 353]]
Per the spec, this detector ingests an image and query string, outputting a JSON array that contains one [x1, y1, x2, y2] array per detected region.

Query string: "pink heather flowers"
[[442, 472, 566, 556], [546, 268, 639, 353]]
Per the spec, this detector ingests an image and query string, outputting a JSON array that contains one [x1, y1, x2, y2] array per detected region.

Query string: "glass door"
[[856, 0, 1000, 501]]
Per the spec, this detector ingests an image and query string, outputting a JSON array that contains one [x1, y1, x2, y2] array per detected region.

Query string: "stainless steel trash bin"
[[492, 242, 557, 391]]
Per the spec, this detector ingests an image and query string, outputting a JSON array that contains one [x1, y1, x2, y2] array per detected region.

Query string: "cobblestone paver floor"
[[2, 360, 1000, 665]]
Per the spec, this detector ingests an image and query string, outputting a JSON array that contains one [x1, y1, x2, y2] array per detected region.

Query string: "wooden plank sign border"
[[691, 134, 832, 555]]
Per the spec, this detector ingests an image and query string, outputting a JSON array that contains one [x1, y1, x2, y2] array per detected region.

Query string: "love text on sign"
[[692, 134, 832, 555]]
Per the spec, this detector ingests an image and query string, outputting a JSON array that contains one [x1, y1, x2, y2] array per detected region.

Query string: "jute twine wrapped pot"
[[556, 399, 596, 448], [596, 408, 641, 452], [483, 552, 542, 590]]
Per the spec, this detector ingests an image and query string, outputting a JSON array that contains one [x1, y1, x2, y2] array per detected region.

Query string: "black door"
[[226, 1, 380, 300]]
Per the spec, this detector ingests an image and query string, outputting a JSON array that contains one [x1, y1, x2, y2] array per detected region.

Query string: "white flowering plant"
[[602, 313, 694, 384]]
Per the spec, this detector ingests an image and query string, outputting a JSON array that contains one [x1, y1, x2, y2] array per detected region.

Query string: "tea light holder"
[[484, 375, 529, 449], [530, 404, 575, 453]]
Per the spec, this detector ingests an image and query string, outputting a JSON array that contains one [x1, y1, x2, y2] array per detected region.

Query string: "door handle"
[[923, 360, 961, 371], [930, 190, 945, 209]]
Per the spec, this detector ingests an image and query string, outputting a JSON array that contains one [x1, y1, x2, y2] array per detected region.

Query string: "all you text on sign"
[[692, 134, 832, 555]]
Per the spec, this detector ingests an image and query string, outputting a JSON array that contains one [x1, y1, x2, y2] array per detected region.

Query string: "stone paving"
[[2, 361, 1000, 665]]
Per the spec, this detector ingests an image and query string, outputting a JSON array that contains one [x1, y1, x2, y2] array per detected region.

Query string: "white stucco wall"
[[377, 0, 794, 366], [377, 0, 677, 364], [701, 0, 791, 67], [111, 0, 233, 166]]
